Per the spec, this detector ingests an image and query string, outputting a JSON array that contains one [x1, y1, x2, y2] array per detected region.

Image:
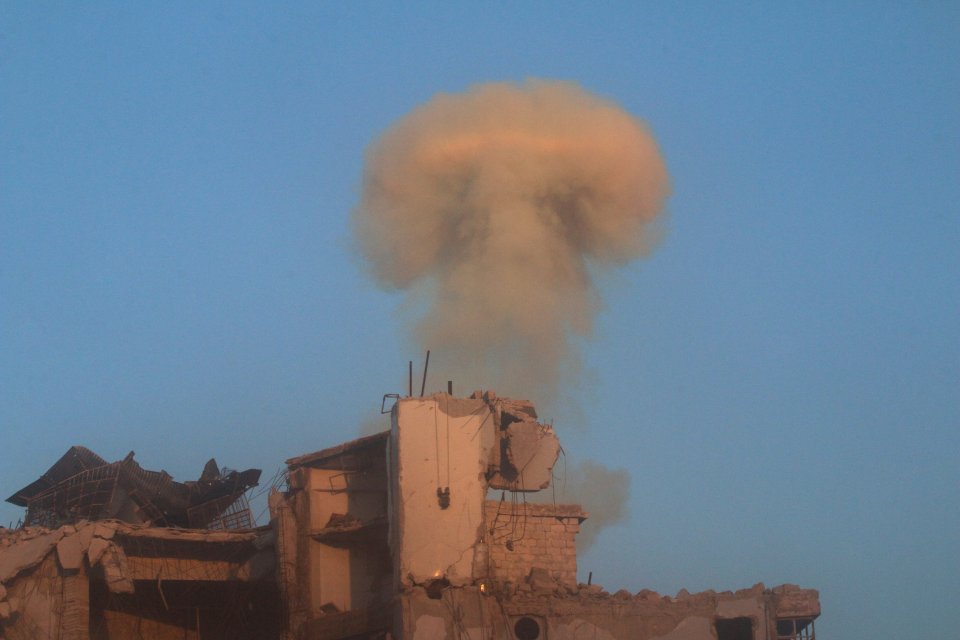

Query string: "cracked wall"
[[389, 392, 563, 592], [390, 394, 497, 587]]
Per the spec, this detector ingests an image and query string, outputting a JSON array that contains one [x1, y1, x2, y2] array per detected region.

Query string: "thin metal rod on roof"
[[420, 350, 430, 397], [408, 361, 413, 397]]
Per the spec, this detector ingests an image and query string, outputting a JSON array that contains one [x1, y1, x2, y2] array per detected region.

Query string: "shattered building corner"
[[1, 393, 820, 639]]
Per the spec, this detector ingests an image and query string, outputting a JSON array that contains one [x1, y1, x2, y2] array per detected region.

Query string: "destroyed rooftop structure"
[[6, 447, 261, 531], [0, 391, 820, 639]]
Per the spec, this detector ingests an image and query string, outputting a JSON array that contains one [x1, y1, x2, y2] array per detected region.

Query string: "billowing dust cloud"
[[353, 80, 669, 405], [555, 460, 630, 553]]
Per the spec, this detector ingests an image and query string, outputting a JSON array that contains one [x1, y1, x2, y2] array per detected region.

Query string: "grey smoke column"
[[354, 80, 670, 403]]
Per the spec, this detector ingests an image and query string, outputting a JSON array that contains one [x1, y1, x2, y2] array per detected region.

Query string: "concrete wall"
[[397, 583, 818, 640], [484, 501, 583, 588], [306, 468, 352, 613], [1, 552, 74, 640], [270, 484, 308, 638], [391, 394, 497, 587], [273, 438, 393, 639]]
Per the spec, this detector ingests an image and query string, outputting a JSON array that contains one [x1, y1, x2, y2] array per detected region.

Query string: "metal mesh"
[[187, 493, 254, 530], [24, 466, 121, 528]]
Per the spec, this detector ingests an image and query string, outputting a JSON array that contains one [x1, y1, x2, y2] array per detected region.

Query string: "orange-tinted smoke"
[[353, 80, 670, 404]]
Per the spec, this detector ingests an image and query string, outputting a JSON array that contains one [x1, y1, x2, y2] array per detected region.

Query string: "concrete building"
[[269, 391, 819, 640], [0, 391, 820, 639]]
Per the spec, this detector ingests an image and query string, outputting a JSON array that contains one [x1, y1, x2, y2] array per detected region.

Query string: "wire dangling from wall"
[[434, 394, 451, 509]]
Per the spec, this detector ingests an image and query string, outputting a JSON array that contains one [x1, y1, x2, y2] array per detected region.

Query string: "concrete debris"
[[85, 536, 110, 566], [772, 583, 823, 618], [499, 421, 561, 490], [92, 522, 116, 540], [55, 527, 88, 570], [99, 544, 133, 594], [487, 396, 561, 491], [0, 527, 64, 583], [527, 567, 559, 592], [319, 602, 341, 615]]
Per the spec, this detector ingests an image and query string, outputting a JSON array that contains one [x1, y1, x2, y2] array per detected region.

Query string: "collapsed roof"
[[6, 446, 261, 530]]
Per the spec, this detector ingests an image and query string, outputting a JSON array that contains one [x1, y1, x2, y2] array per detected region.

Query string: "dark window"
[[777, 617, 816, 639], [716, 617, 754, 640]]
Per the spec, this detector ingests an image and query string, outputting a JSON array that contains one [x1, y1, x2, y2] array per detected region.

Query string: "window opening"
[[513, 616, 541, 640], [777, 617, 816, 640], [716, 617, 753, 640]]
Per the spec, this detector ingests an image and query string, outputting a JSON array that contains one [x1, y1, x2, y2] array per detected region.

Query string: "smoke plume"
[[561, 460, 630, 552], [354, 80, 669, 405]]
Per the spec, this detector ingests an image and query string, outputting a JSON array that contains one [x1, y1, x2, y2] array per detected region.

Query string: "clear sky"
[[1, 4, 957, 639]]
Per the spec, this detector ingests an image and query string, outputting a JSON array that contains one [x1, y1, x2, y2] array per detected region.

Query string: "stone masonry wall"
[[483, 501, 585, 587]]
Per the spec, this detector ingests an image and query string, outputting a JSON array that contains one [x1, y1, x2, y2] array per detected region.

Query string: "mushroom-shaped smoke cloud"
[[354, 80, 669, 404]]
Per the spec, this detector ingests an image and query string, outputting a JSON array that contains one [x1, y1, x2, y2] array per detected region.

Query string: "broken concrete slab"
[[92, 522, 116, 540], [481, 395, 560, 492], [0, 528, 64, 583], [527, 567, 558, 592], [86, 536, 110, 566], [772, 583, 822, 618], [100, 544, 134, 594], [493, 421, 560, 491], [56, 534, 84, 570]]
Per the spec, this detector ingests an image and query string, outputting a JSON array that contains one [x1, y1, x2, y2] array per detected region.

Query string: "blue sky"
[[1, 3, 957, 638]]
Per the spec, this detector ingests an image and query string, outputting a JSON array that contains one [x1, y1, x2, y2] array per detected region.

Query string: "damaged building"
[[267, 391, 819, 640], [1, 448, 276, 639], [7, 447, 261, 531], [1, 392, 820, 639]]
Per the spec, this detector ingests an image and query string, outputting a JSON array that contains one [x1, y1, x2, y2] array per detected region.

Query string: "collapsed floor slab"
[[0, 520, 278, 639]]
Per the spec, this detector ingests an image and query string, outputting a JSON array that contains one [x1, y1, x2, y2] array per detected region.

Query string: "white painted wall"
[[391, 395, 496, 586]]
